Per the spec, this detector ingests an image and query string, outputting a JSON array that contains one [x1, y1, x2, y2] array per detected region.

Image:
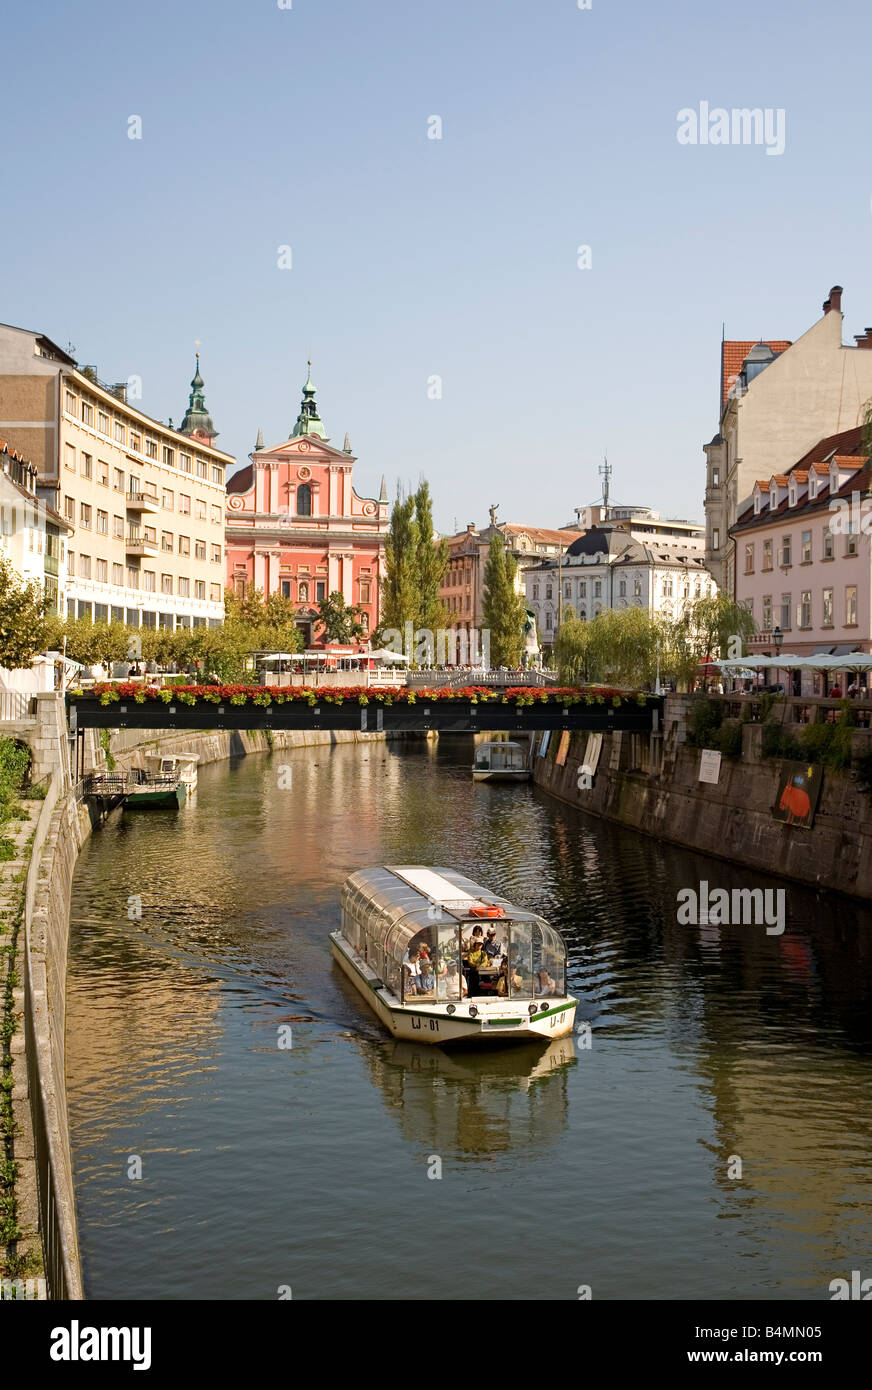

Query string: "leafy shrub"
[[761, 721, 804, 761], [687, 695, 724, 748], [854, 748, 872, 789], [716, 719, 744, 759]]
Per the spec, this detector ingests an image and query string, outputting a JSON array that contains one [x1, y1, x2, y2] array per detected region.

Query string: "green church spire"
[[292, 361, 328, 439], [179, 352, 218, 442]]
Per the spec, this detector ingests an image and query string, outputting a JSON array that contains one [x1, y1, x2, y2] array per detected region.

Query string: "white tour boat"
[[143, 752, 199, 795], [331, 865, 577, 1045], [471, 740, 530, 782]]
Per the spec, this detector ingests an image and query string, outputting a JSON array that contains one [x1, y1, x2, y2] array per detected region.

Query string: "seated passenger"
[[496, 956, 525, 996], [536, 967, 559, 996], [483, 927, 502, 960], [444, 961, 468, 999], [462, 925, 485, 955], [418, 959, 436, 993]]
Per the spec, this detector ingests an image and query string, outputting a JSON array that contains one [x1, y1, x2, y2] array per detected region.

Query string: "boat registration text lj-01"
[[331, 865, 577, 1045]]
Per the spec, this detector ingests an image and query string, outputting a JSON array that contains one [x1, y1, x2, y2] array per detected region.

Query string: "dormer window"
[[808, 476, 816, 500], [789, 484, 796, 506], [754, 494, 761, 514], [769, 487, 777, 511]]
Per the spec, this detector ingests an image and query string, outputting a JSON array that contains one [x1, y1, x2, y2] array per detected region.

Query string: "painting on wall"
[[772, 761, 823, 830]]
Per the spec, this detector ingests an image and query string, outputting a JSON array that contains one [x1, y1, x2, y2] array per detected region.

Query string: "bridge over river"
[[67, 687, 663, 735]]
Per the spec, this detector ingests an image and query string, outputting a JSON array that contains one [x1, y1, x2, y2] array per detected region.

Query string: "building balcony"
[[125, 535, 158, 557], [126, 491, 160, 513]]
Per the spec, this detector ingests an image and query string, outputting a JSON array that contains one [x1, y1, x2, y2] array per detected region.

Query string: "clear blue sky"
[[3, 0, 871, 533]]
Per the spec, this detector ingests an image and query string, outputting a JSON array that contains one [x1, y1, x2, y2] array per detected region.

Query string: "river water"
[[65, 736, 872, 1300]]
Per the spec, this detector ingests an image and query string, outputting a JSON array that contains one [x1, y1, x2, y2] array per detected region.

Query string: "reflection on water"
[[359, 1037, 576, 1159], [66, 735, 872, 1300]]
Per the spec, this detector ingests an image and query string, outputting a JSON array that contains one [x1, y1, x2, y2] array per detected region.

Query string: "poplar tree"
[[380, 488, 419, 633], [414, 480, 448, 633], [481, 534, 526, 666]]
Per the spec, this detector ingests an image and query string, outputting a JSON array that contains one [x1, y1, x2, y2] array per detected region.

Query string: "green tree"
[[225, 587, 268, 627], [380, 488, 419, 633], [262, 591, 299, 631], [481, 534, 526, 666], [0, 555, 46, 668], [316, 591, 368, 644], [554, 607, 660, 687], [671, 592, 756, 687], [414, 480, 448, 633]]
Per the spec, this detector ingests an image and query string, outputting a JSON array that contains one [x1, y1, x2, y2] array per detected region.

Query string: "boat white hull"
[[331, 931, 577, 1045], [472, 770, 530, 781]]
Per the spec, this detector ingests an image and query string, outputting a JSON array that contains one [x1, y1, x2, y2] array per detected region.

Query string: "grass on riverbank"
[[0, 737, 36, 1276]]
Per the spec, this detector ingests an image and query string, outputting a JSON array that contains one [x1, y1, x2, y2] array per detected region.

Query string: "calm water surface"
[[66, 737, 872, 1300]]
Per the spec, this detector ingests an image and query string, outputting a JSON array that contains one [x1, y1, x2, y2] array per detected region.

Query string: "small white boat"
[[143, 752, 199, 795], [472, 740, 530, 781], [331, 865, 577, 1045]]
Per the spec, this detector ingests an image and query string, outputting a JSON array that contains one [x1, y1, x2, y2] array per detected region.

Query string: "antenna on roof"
[[599, 453, 612, 518]]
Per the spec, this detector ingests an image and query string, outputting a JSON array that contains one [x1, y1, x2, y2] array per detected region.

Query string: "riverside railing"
[[721, 693, 872, 729], [23, 771, 83, 1299], [0, 691, 37, 722]]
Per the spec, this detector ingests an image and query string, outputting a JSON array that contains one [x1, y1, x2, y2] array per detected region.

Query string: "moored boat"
[[331, 865, 577, 1045], [125, 772, 186, 809], [472, 740, 530, 781], [143, 752, 199, 795]]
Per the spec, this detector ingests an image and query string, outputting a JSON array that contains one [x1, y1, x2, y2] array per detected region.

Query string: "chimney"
[[466, 523, 476, 533], [856, 329, 872, 350], [823, 284, 843, 314]]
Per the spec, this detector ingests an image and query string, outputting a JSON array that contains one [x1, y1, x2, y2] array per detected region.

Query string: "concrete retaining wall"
[[532, 714, 872, 899], [23, 775, 92, 1299]]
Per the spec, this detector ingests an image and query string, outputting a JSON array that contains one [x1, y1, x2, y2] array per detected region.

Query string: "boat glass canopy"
[[340, 866, 567, 1004]]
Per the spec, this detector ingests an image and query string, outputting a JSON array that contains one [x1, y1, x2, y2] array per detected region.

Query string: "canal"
[[66, 737, 872, 1300]]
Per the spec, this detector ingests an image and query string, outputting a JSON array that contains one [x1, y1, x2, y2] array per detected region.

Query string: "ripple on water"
[[66, 741, 872, 1300]]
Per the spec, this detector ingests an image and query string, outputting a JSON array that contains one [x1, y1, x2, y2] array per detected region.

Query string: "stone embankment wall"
[[88, 725, 389, 778], [532, 696, 872, 899], [24, 776, 92, 1299]]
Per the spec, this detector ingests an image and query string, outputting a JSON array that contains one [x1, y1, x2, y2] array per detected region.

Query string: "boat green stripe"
[[331, 935, 576, 1023]]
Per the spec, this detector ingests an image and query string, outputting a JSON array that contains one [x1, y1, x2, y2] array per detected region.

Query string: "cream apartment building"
[[0, 322, 232, 628], [0, 440, 72, 613], [704, 285, 872, 596]]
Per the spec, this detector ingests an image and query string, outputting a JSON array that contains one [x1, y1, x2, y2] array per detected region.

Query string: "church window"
[[297, 483, 312, 516]]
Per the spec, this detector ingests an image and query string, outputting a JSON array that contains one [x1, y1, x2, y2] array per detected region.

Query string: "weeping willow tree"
[[555, 607, 669, 687], [555, 601, 746, 691]]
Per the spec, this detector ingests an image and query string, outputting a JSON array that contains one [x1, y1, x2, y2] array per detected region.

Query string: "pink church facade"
[[225, 369, 388, 647]]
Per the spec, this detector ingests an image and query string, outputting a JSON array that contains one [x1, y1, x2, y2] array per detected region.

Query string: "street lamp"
[[772, 625, 783, 692]]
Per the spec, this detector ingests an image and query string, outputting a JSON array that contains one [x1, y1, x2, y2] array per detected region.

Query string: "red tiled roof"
[[721, 339, 791, 408], [733, 425, 870, 529], [227, 464, 253, 494], [501, 524, 584, 546]]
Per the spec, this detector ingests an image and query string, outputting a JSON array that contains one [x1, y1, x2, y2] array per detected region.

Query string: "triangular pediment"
[[254, 435, 354, 463]]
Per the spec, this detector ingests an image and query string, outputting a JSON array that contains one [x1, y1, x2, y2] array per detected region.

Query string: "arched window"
[[299, 581, 309, 602], [296, 483, 312, 516]]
